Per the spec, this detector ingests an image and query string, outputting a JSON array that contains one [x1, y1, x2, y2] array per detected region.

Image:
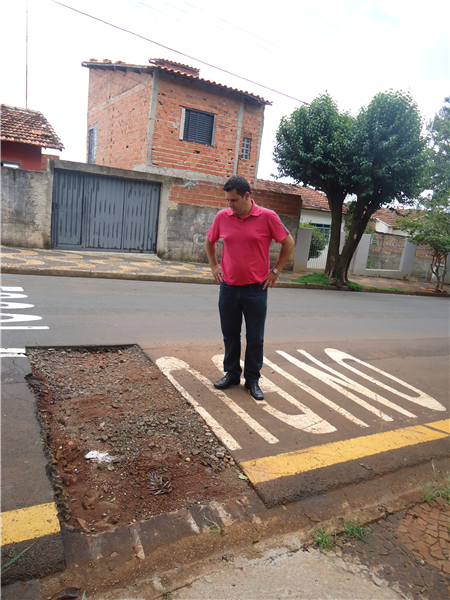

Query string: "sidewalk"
[[2, 246, 449, 296]]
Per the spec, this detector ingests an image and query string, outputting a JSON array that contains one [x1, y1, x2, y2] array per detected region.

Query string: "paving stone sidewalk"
[[337, 497, 450, 599], [2, 246, 449, 296]]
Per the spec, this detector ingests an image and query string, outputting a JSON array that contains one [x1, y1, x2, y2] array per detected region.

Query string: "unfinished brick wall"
[[151, 75, 264, 180], [87, 69, 153, 170], [164, 180, 301, 265], [235, 103, 263, 182], [86, 66, 265, 182], [170, 180, 301, 219]]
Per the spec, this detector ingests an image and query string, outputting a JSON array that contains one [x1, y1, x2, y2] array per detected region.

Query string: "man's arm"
[[263, 233, 295, 290], [205, 237, 223, 284]]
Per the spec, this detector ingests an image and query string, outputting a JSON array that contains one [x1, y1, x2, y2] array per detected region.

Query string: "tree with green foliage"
[[427, 97, 450, 204], [274, 91, 426, 286], [400, 98, 450, 292], [401, 203, 450, 291], [274, 94, 354, 283]]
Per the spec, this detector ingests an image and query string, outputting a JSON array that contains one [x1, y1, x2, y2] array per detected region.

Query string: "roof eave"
[[82, 62, 271, 106]]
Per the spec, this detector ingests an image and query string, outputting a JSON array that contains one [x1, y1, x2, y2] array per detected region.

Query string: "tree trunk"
[[431, 251, 447, 292], [328, 207, 372, 287], [324, 193, 345, 276]]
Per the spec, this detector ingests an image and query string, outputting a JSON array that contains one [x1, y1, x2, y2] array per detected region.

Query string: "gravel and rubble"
[[27, 345, 249, 533]]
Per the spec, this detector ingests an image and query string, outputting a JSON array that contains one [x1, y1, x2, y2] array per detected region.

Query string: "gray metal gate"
[[52, 170, 160, 252]]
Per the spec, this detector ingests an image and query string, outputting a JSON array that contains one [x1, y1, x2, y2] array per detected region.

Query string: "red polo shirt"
[[207, 199, 290, 286]]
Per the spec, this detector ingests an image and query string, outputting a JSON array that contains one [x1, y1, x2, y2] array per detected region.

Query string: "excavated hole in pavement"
[[27, 345, 250, 534]]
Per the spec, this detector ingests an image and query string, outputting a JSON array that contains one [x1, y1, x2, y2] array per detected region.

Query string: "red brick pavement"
[[337, 498, 450, 599]]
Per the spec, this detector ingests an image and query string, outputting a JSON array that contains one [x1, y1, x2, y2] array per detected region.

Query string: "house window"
[[241, 137, 251, 160], [88, 124, 97, 164], [1, 160, 20, 169], [310, 223, 331, 237], [181, 108, 215, 145]]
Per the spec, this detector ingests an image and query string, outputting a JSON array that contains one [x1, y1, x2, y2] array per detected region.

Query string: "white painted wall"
[[374, 221, 408, 237], [300, 209, 332, 226]]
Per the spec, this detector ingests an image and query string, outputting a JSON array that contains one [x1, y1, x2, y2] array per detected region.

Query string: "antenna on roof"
[[26, 1, 28, 109]]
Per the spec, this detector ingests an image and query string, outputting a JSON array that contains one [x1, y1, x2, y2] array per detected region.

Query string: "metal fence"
[[307, 229, 331, 270]]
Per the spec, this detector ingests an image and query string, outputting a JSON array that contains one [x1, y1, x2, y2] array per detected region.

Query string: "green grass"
[[346, 281, 364, 291], [312, 527, 335, 552], [420, 462, 450, 503], [291, 272, 403, 293], [291, 272, 331, 285], [344, 522, 371, 541]]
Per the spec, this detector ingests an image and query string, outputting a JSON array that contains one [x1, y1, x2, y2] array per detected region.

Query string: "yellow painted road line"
[[425, 419, 450, 434], [1, 503, 60, 545], [241, 421, 449, 484]]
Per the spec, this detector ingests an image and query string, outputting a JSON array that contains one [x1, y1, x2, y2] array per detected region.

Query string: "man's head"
[[223, 176, 252, 218], [223, 176, 251, 197]]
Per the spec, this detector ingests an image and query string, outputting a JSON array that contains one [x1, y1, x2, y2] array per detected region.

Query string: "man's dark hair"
[[223, 176, 251, 197]]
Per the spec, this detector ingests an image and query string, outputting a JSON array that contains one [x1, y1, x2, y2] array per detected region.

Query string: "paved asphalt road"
[[2, 273, 448, 347], [2, 274, 449, 501]]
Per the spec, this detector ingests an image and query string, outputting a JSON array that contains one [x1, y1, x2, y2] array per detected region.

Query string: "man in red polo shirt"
[[205, 175, 295, 400]]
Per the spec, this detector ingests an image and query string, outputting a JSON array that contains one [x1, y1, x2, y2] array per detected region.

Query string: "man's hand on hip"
[[263, 271, 279, 290], [211, 265, 223, 284]]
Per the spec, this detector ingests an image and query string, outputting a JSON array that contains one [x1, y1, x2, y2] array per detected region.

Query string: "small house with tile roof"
[[1, 104, 63, 171], [371, 207, 410, 236]]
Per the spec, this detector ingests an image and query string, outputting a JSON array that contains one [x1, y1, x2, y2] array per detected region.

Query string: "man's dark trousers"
[[218, 281, 268, 384]]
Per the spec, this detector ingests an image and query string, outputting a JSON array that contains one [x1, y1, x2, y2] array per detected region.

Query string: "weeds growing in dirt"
[[420, 462, 450, 503], [204, 515, 222, 536], [344, 522, 371, 541], [312, 527, 335, 552]]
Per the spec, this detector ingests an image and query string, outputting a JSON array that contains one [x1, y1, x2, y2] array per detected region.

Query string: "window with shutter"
[[183, 109, 215, 145]]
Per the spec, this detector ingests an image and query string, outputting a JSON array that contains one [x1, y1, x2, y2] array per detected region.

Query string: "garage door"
[[51, 170, 160, 253]]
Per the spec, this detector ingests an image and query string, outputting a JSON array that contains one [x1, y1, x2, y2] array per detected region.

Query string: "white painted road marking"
[[156, 356, 242, 451], [156, 349, 445, 451], [156, 356, 279, 448], [212, 354, 337, 434], [0, 348, 27, 358], [262, 356, 369, 428], [323, 348, 446, 412], [278, 351, 395, 421], [0, 286, 49, 331]]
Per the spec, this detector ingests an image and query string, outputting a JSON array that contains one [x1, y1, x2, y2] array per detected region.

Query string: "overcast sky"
[[1, 0, 448, 181]]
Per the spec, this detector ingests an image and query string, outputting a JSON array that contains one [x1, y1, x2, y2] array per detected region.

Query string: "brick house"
[[1, 104, 63, 171], [81, 58, 302, 265]]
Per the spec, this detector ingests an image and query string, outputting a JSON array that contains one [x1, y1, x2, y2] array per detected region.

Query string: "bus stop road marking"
[[240, 419, 450, 485], [1, 502, 60, 546]]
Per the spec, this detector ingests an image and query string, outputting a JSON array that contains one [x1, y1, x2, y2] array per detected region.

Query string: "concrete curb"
[[2, 265, 449, 297], [5, 458, 448, 599]]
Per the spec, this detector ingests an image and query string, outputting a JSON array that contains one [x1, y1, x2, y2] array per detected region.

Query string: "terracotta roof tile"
[[372, 207, 409, 227], [1, 104, 64, 150], [82, 60, 271, 105], [256, 180, 330, 211]]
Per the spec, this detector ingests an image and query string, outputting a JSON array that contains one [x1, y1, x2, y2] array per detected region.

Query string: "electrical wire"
[[139, 0, 277, 53], [51, 0, 312, 106]]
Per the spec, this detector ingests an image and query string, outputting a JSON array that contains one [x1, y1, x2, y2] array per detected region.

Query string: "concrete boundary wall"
[[1, 167, 52, 248], [350, 233, 450, 284], [1, 160, 300, 268]]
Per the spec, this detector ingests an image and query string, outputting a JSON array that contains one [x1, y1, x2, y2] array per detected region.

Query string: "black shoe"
[[214, 373, 241, 389], [245, 381, 264, 400]]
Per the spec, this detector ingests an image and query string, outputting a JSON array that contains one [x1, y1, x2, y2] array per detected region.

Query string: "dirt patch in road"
[[27, 345, 249, 534]]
